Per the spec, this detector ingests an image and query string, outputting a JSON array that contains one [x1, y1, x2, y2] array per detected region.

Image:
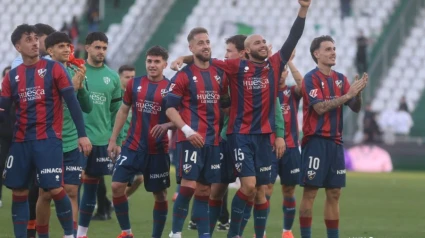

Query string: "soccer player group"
[[0, 0, 370, 237]]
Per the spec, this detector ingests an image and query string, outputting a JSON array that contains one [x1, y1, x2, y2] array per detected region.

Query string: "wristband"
[[181, 125, 196, 138]]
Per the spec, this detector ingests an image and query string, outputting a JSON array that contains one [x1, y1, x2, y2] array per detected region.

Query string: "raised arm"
[[347, 73, 368, 113], [288, 61, 303, 95], [280, 0, 310, 62]]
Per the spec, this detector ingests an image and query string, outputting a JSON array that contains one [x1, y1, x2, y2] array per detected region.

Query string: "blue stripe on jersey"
[[327, 76, 337, 137], [201, 71, 216, 143], [249, 66, 264, 133], [337, 73, 345, 133], [234, 60, 249, 134], [44, 61, 56, 138], [144, 83, 158, 150], [25, 68, 36, 141], [314, 75, 324, 134], [290, 93, 299, 146], [183, 68, 199, 131]]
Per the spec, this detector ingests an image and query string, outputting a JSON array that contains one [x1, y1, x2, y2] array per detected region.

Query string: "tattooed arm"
[[312, 94, 352, 115]]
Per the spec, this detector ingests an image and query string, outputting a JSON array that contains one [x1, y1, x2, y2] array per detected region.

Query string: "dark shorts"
[[219, 139, 236, 184], [85, 145, 113, 177], [271, 148, 301, 185], [169, 148, 181, 184], [3, 138, 63, 189], [227, 134, 273, 186], [63, 148, 85, 185], [175, 141, 221, 185], [112, 146, 170, 192], [299, 137, 346, 188]]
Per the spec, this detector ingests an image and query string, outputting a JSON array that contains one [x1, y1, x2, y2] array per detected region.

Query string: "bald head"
[[244, 34, 268, 62]]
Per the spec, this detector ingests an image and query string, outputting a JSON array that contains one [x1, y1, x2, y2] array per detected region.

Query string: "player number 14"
[[308, 156, 320, 170], [184, 150, 197, 164]]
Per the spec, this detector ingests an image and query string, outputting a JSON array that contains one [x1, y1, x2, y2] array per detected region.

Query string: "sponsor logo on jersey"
[[243, 77, 269, 90], [211, 164, 220, 170], [150, 172, 169, 179], [137, 86, 142, 92], [337, 169, 346, 174], [18, 86, 45, 102], [259, 166, 271, 172], [37, 68, 47, 78], [65, 166, 83, 172], [244, 66, 249, 72], [96, 157, 111, 163], [309, 89, 318, 98], [192, 76, 198, 83], [183, 164, 192, 174], [197, 90, 220, 104], [290, 168, 300, 174], [307, 170, 316, 180], [90, 92, 107, 105], [136, 100, 162, 114], [14, 75, 19, 82], [103, 76, 111, 85]]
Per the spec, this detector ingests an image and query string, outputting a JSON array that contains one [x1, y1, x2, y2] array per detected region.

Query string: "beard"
[[194, 52, 211, 62], [250, 50, 267, 61], [91, 54, 104, 64]]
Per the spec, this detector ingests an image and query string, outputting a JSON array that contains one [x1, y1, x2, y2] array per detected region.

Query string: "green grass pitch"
[[0, 171, 424, 237]]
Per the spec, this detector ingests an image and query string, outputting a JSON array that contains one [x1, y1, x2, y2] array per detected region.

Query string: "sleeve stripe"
[[111, 97, 122, 103]]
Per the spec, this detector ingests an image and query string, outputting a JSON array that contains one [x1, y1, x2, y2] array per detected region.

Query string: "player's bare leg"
[[299, 186, 319, 238], [324, 188, 341, 238], [253, 185, 269, 238], [281, 185, 296, 238], [170, 179, 197, 238], [228, 176, 256, 238], [35, 189, 51, 237], [125, 175, 143, 197], [77, 174, 101, 238], [111, 181, 133, 237], [64, 184, 79, 234], [209, 183, 228, 233], [152, 189, 168, 237], [11, 189, 30, 237]]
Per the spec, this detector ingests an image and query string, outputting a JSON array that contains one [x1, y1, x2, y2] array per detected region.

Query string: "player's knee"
[[111, 182, 127, 196], [12, 188, 29, 197], [153, 190, 167, 202], [266, 183, 274, 196], [282, 185, 296, 198], [210, 183, 227, 200], [325, 188, 341, 202], [64, 186, 78, 200], [133, 175, 144, 185], [194, 183, 210, 197], [39, 190, 52, 201], [302, 186, 319, 201]]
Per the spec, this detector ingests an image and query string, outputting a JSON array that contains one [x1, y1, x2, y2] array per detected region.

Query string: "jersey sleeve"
[[302, 74, 323, 107], [53, 62, 73, 92], [123, 78, 133, 106], [1, 73, 11, 97], [165, 72, 188, 109], [220, 72, 231, 108], [211, 58, 240, 75]]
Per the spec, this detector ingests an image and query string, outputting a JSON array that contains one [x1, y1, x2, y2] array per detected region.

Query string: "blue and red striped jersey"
[[123, 76, 170, 154], [1, 59, 73, 142], [301, 67, 351, 145], [167, 63, 228, 146], [212, 51, 285, 135], [278, 85, 301, 148]]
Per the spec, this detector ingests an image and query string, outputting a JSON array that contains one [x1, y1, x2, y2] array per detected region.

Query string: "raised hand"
[[171, 57, 184, 71], [299, 0, 312, 8], [72, 65, 86, 91]]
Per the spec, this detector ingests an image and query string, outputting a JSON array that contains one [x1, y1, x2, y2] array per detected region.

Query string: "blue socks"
[[78, 179, 99, 229], [208, 199, 222, 234], [325, 219, 339, 238], [239, 201, 253, 237], [253, 201, 269, 238], [228, 190, 250, 238], [113, 195, 130, 231], [12, 195, 29, 238], [152, 201, 168, 238], [300, 217, 312, 238], [172, 186, 195, 233], [52, 189, 73, 236], [192, 195, 210, 237], [283, 196, 296, 230]]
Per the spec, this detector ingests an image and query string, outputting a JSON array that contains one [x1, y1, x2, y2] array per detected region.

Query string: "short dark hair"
[[310, 35, 335, 64], [45, 32, 72, 50], [146, 45, 169, 61], [187, 27, 208, 42], [34, 23, 56, 36], [85, 32, 108, 45], [2, 66, 11, 77], [11, 24, 38, 45], [118, 65, 135, 75], [225, 34, 246, 51]]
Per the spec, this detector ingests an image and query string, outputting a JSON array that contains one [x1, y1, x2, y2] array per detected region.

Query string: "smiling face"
[[314, 40, 336, 67], [146, 55, 167, 79], [245, 34, 268, 61], [48, 42, 71, 64], [189, 33, 211, 62], [15, 32, 39, 59]]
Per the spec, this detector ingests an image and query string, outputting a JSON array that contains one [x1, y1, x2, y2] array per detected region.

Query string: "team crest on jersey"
[[281, 103, 290, 114], [103, 77, 111, 85], [309, 89, 318, 98], [283, 89, 291, 97], [214, 75, 221, 82], [235, 162, 242, 172], [137, 86, 142, 92], [307, 170, 316, 180], [160, 89, 168, 97], [183, 164, 192, 174], [335, 80, 343, 88], [37, 68, 47, 78]]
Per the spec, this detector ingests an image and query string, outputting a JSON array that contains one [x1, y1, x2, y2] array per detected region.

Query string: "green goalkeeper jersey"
[[220, 97, 285, 141], [62, 64, 93, 153], [83, 63, 122, 146]]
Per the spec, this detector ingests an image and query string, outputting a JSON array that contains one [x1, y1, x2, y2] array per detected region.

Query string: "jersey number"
[[118, 155, 128, 166], [308, 156, 320, 170], [233, 148, 245, 161], [184, 150, 197, 164], [6, 155, 13, 169], [220, 153, 224, 160]]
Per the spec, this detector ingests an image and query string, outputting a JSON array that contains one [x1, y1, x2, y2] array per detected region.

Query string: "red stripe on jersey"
[[260, 64, 271, 133], [147, 79, 169, 154], [15, 66, 27, 142], [129, 79, 148, 151], [35, 60, 47, 139], [51, 63, 64, 139], [239, 65, 255, 134], [193, 69, 207, 138]]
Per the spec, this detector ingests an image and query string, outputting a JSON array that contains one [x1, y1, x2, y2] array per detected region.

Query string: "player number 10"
[[6, 155, 13, 169], [234, 148, 245, 161], [184, 150, 197, 164], [308, 156, 320, 170]]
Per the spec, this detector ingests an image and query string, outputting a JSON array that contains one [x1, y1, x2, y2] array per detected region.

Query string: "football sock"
[[172, 186, 194, 233], [152, 200, 168, 238], [228, 190, 249, 238], [192, 195, 210, 237], [78, 179, 99, 236], [52, 189, 73, 236], [113, 195, 131, 231], [300, 217, 312, 238], [208, 199, 222, 234], [12, 194, 29, 238], [283, 196, 296, 230], [239, 201, 253, 236], [36, 225, 48, 238], [253, 201, 269, 238], [325, 219, 339, 238]]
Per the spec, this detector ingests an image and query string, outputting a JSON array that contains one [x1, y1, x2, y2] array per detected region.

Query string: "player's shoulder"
[[304, 68, 320, 81], [332, 70, 346, 80], [103, 64, 120, 77]]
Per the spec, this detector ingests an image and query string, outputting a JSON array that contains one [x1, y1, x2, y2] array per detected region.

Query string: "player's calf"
[[152, 190, 168, 238], [299, 186, 319, 238], [11, 189, 30, 238], [281, 185, 296, 237], [48, 187, 74, 237], [192, 183, 211, 237], [36, 189, 52, 238], [64, 184, 79, 235], [209, 183, 228, 233], [324, 188, 341, 238], [111, 182, 132, 235], [252, 185, 269, 238]]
